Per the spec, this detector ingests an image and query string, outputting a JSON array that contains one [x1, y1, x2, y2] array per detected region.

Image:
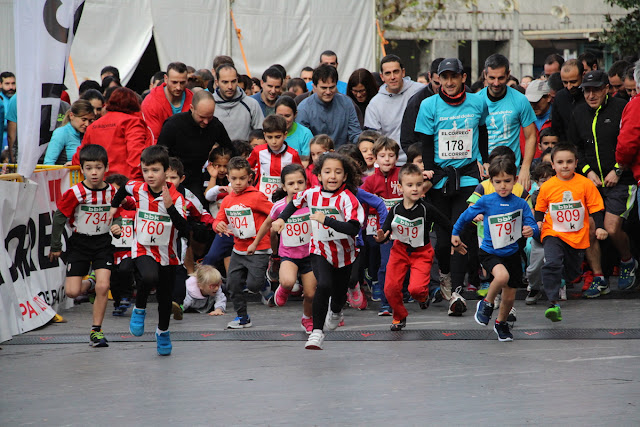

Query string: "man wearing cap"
[[525, 79, 553, 158], [415, 57, 489, 301], [552, 59, 586, 141], [568, 69, 637, 297], [478, 53, 537, 190]]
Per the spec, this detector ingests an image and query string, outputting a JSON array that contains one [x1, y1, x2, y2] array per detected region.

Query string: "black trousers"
[[134, 255, 176, 331], [311, 255, 353, 331], [111, 257, 134, 306]]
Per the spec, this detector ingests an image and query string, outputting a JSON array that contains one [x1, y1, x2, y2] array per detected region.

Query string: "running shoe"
[[559, 281, 568, 301], [371, 281, 383, 302], [119, 297, 131, 308], [267, 255, 281, 283], [418, 297, 430, 310], [171, 301, 183, 320], [448, 286, 467, 316], [474, 299, 493, 326], [467, 283, 478, 292], [377, 305, 392, 316], [305, 329, 325, 350], [439, 273, 452, 301], [112, 305, 128, 317], [430, 287, 443, 304], [525, 288, 541, 305], [390, 318, 407, 331], [290, 281, 303, 297], [347, 283, 367, 310], [227, 315, 252, 329], [129, 307, 146, 336], [507, 307, 517, 322], [273, 285, 290, 307], [583, 276, 609, 298], [89, 329, 108, 347], [581, 270, 594, 292], [260, 283, 275, 307], [156, 330, 172, 356], [324, 311, 344, 330], [476, 281, 490, 298], [617, 259, 638, 290], [301, 317, 313, 334], [494, 321, 513, 342], [544, 304, 562, 322]]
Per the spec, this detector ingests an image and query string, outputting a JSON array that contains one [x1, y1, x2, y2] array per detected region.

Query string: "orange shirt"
[[535, 173, 604, 249]]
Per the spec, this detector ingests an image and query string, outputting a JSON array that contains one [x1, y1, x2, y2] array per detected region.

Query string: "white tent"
[[0, 0, 377, 99]]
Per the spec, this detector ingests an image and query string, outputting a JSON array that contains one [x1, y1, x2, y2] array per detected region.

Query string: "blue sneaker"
[[474, 299, 493, 326], [430, 287, 443, 304], [476, 282, 490, 298], [583, 276, 609, 298], [377, 305, 392, 316], [617, 259, 638, 290], [119, 297, 131, 309], [227, 315, 252, 329], [129, 307, 146, 336], [112, 305, 128, 317], [371, 281, 383, 302], [156, 330, 172, 356]]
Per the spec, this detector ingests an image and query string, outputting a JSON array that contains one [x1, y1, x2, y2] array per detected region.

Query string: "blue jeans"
[[203, 233, 234, 266]]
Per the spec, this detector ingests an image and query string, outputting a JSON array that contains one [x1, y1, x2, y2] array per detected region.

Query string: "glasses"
[[351, 89, 367, 95]]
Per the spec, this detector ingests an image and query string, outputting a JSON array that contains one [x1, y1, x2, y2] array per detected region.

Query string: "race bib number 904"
[[438, 128, 473, 159], [76, 204, 111, 235]]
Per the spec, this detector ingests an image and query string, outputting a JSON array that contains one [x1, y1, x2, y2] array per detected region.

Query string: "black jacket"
[[399, 83, 437, 154], [551, 88, 586, 142], [568, 95, 634, 184]]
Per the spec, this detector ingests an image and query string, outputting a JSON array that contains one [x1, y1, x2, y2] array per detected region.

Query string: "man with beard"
[[552, 59, 585, 142], [0, 72, 15, 151]]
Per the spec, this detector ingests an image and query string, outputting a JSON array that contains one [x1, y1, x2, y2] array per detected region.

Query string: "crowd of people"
[[5, 47, 640, 353]]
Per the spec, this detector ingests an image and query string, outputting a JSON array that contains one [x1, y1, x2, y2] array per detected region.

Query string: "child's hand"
[[110, 224, 122, 237], [451, 235, 467, 255], [49, 251, 61, 262], [272, 218, 285, 233], [107, 207, 118, 223], [310, 211, 325, 224], [537, 221, 543, 231], [522, 225, 533, 238], [219, 186, 231, 194], [423, 170, 434, 180], [215, 221, 230, 236], [162, 185, 173, 209], [374, 229, 390, 243], [595, 228, 608, 240], [246, 242, 257, 255], [473, 213, 484, 223], [209, 308, 225, 316]]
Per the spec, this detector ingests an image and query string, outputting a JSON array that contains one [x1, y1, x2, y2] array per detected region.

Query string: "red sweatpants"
[[384, 240, 434, 321]]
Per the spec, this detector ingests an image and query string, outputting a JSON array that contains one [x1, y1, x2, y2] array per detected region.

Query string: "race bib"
[[259, 175, 281, 201], [310, 206, 349, 241], [488, 209, 522, 249], [366, 214, 378, 236], [550, 201, 585, 233], [225, 207, 256, 238], [438, 128, 473, 159], [76, 204, 112, 235], [111, 217, 134, 247], [136, 209, 172, 246], [390, 215, 424, 248], [383, 198, 403, 212], [281, 213, 311, 247]]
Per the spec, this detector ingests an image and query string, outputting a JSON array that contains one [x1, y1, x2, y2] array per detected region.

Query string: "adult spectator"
[[568, 70, 637, 295], [0, 72, 15, 150], [195, 69, 214, 89], [275, 96, 313, 156], [479, 54, 536, 189], [212, 64, 263, 141], [546, 72, 563, 99], [286, 78, 307, 97], [297, 64, 361, 148], [520, 75, 534, 89], [623, 66, 637, 99], [158, 90, 233, 206], [101, 75, 121, 94], [150, 71, 166, 90], [250, 67, 284, 116], [78, 80, 101, 97], [300, 66, 313, 83], [608, 60, 632, 101], [44, 100, 94, 165], [525, 79, 553, 157], [616, 60, 640, 215], [552, 59, 585, 141], [72, 87, 153, 180], [347, 68, 379, 118], [238, 74, 254, 95], [415, 57, 489, 297], [364, 54, 423, 163], [304, 50, 348, 94], [80, 89, 105, 119], [141, 62, 193, 143], [100, 65, 120, 81], [417, 72, 429, 85], [543, 53, 564, 79], [578, 52, 598, 72]]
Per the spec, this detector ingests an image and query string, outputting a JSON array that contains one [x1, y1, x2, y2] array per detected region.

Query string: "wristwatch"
[[615, 167, 623, 177]]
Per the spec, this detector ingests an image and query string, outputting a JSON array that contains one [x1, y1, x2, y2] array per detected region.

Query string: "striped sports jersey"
[[292, 186, 364, 268], [57, 182, 117, 235], [248, 143, 302, 200], [124, 180, 186, 266]]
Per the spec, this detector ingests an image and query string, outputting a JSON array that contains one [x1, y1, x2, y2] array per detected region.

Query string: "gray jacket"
[[213, 87, 264, 141], [297, 93, 361, 148]]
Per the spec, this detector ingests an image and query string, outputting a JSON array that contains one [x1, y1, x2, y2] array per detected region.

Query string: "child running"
[[272, 153, 364, 350], [534, 142, 606, 322], [375, 163, 451, 330], [50, 144, 121, 347], [249, 164, 316, 333], [109, 145, 189, 356], [452, 156, 539, 341]]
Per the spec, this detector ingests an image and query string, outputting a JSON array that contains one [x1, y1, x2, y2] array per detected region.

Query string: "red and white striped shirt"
[[124, 180, 186, 266], [248, 143, 302, 201], [57, 182, 117, 235], [292, 186, 364, 268]]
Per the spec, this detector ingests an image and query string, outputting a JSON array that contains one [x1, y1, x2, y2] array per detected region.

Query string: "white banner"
[[0, 169, 74, 343], [15, 0, 85, 178]]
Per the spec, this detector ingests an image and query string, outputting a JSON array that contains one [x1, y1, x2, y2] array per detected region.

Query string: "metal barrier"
[[0, 164, 83, 185]]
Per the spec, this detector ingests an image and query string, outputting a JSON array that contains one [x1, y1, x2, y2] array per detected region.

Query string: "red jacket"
[[141, 83, 193, 143], [615, 95, 640, 185], [213, 186, 273, 252], [305, 163, 320, 188], [72, 111, 153, 180], [360, 166, 402, 215]]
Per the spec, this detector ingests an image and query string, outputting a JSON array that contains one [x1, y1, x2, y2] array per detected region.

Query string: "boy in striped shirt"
[[109, 145, 189, 356], [50, 144, 122, 348]]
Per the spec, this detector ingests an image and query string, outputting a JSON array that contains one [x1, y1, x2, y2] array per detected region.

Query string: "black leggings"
[[311, 254, 353, 331], [134, 255, 176, 331], [111, 257, 134, 306]]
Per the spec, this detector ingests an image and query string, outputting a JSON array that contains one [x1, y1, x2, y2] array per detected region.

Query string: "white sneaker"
[[439, 272, 452, 301], [447, 286, 467, 316], [324, 310, 344, 330], [559, 285, 567, 301], [494, 293, 501, 309], [507, 306, 517, 322], [305, 329, 325, 350]]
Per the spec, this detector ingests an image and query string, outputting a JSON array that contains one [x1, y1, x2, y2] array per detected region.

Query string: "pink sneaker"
[[274, 285, 290, 307], [347, 283, 367, 310], [300, 317, 313, 334]]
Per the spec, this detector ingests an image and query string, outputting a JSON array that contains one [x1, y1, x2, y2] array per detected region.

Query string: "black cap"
[[437, 58, 464, 75], [580, 70, 609, 88]]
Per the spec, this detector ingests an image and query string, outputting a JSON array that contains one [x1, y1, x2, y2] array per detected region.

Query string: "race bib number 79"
[[488, 209, 522, 249]]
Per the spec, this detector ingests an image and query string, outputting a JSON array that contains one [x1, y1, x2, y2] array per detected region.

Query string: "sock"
[[91, 325, 101, 332], [156, 327, 167, 334], [302, 314, 311, 319], [483, 299, 493, 306], [621, 257, 632, 263]]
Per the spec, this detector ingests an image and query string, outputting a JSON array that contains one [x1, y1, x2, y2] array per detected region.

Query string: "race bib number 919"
[[390, 215, 424, 247]]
